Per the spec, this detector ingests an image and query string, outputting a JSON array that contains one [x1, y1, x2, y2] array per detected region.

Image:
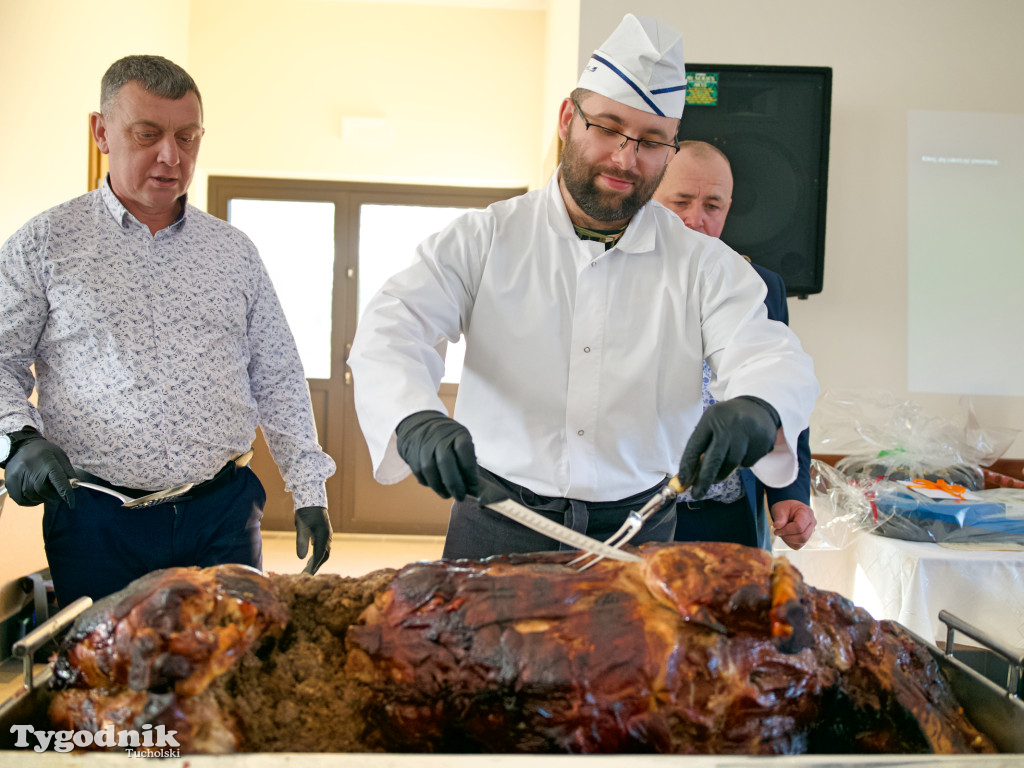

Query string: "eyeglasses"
[[571, 98, 679, 165]]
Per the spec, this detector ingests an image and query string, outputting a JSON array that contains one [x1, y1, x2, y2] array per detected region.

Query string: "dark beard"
[[560, 131, 667, 224]]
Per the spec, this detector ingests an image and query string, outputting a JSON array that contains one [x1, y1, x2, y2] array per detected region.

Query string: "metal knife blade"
[[481, 497, 643, 563]]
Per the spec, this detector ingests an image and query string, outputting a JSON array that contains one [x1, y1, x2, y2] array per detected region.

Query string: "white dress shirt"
[[348, 172, 817, 502]]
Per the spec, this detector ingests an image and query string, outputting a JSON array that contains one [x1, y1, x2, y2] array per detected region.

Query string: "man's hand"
[[770, 500, 816, 549], [4, 435, 75, 508], [395, 411, 480, 500], [295, 506, 332, 575], [679, 396, 780, 499]]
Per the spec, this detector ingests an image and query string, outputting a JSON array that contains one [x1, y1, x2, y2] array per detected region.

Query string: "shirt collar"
[[546, 167, 657, 255], [99, 174, 189, 231], [545, 171, 578, 240]]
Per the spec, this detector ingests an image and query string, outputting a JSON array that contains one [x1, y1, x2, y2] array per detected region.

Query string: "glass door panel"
[[358, 204, 477, 383], [228, 199, 335, 379]]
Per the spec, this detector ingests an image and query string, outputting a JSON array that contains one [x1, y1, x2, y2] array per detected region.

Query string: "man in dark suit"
[[654, 140, 815, 550]]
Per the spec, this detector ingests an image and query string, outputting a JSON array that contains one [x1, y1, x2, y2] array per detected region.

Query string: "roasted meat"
[[49, 563, 289, 753], [345, 542, 992, 754], [47, 543, 995, 754]]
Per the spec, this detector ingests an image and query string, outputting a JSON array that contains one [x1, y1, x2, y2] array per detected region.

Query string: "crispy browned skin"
[[49, 564, 288, 753], [345, 541, 995, 755]]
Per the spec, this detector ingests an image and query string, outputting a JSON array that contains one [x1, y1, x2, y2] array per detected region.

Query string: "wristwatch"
[[0, 427, 39, 469]]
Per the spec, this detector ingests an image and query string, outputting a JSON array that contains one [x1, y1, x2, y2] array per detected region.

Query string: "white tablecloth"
[[777, 532, 1024, 650]]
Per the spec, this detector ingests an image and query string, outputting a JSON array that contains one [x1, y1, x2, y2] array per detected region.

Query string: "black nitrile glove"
[[395, 410, 480, 501], [679, 396, 781, 500], [295, 506, 332, 575], [4, 434, 76, 508], [474, 474, 511, 506]]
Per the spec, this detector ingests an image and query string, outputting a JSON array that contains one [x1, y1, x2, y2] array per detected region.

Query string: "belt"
[[76, 449, 255, 501], [475, 467, 671, 550]]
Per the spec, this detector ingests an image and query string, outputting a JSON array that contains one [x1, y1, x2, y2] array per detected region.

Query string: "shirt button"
[[577, 430, 585, 436], [591, 261, 597, 268], [583, 346, 591, 353]]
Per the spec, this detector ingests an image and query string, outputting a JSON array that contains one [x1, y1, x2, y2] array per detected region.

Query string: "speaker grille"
[[679, 65, 832, 297]]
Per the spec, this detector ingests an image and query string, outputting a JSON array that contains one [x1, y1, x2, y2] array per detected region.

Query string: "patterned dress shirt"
[[676, 362, 745, 504], [0, 179, 335, 508]]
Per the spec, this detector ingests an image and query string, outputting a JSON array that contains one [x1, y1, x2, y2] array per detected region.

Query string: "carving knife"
[[474, 495, 643, 563]]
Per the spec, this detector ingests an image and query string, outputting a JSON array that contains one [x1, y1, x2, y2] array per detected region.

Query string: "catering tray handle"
[[11, 596, 91, 692], [940, 609, 1024, 698]]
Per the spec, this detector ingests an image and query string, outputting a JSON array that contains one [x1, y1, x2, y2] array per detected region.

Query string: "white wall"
[[581, 0, 1024, 458], [539, 0, 581, 179], [185, 0, 546, 209]]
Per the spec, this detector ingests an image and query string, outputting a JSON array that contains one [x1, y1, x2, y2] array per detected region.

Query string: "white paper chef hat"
[[577, 14, 686, 119]]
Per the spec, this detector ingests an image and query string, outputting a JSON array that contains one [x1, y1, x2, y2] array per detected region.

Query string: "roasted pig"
[[47, 542, 995, 755]]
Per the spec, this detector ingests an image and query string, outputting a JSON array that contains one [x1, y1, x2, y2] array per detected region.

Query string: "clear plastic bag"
[[814, 389, 1017, 487], [803, 460, 895, 550], [812, 390, 1021, 545]]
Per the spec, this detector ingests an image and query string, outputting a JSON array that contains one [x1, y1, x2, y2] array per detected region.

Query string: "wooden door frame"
[[207, 176, 525, 534]]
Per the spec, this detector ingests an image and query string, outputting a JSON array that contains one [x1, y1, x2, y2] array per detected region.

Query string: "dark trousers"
[[443, 468, 677, 560], [42, 466, 265, 607], [672, 495, 758, 548]]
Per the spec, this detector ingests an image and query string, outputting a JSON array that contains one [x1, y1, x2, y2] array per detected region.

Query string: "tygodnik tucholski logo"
[[10, 723, 180, 757]]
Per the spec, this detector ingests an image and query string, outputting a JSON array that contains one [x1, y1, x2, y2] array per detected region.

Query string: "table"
[[777, 531, 1024, 650]]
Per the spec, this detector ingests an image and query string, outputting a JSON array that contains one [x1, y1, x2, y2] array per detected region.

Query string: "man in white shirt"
[[348, 15, 818, 559]]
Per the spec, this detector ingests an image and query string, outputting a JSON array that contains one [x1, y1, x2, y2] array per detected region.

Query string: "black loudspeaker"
[[679, 65, 832, 298]]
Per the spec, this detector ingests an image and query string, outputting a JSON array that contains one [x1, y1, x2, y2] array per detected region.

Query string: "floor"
[[261, 530, 445, 577]]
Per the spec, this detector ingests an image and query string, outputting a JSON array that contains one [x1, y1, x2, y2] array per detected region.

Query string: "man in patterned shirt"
[[0, 55, 335, 604], [653, 140, 816, 550]]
